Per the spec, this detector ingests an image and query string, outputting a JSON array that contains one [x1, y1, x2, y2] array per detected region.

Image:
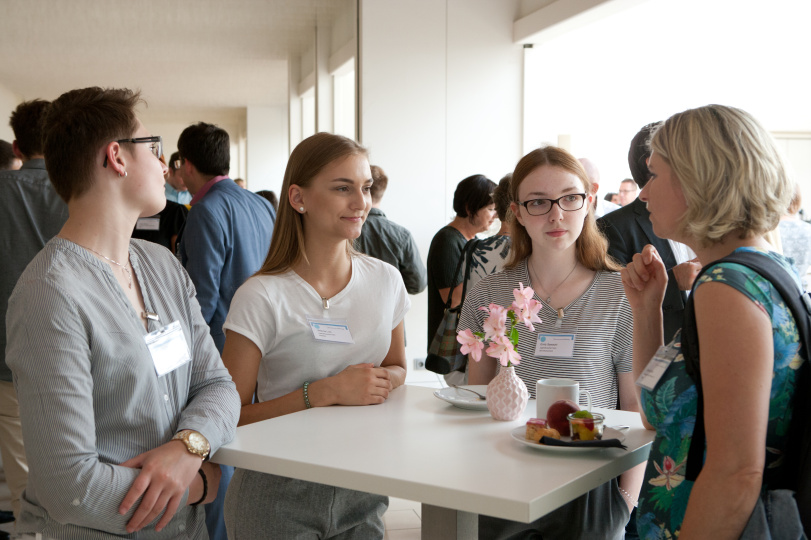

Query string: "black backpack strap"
[[459, 239, 481, 308], [684, 251, 811, 484]]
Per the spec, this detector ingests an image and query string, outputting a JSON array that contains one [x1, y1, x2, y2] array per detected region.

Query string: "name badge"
[[636, 345, 678, 391], [144, 320, 191, 377], [308, 317, 354, 344], [136, 217, 160, 231], [534, 334, 576, 358]]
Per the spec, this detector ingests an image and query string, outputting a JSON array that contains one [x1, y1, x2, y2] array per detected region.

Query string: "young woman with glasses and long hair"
[[463, 146, 642, 539], [221, 132, 409, 539]]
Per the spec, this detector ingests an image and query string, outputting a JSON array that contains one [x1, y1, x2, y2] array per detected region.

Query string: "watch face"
[[188, 432, 207, 452]]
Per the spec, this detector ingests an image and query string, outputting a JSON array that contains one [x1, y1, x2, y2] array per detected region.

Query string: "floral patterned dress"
[[637, 248, 806, 539]]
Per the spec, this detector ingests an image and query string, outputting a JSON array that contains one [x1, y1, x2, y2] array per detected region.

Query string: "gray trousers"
[[224, 468, 388, 539], [479, 478, 631, 540]]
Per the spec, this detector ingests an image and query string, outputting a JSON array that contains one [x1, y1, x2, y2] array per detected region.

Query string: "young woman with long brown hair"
[[221, 132, 409, 539], [463, 145, 641, 539]]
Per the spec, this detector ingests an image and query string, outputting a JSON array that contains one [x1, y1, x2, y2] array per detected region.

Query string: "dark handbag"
[[682, 251, 810, 538], [425, 239, 479, 375]]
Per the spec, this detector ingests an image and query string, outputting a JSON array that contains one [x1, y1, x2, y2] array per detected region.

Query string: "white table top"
[[212, 384, 654, 523]]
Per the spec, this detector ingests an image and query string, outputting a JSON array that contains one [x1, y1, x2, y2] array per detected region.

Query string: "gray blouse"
[[6, 237, 240, 539]]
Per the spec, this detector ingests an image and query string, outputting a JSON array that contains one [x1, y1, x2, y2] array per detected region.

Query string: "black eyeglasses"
[[518, 193, 587, 216], [103, 136, 163, 167]]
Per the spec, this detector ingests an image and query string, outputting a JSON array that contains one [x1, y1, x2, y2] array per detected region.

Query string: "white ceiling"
[[0, 0, 348, 118]]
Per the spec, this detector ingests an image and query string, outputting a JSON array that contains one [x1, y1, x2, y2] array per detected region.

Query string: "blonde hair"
[[651, 105, 792, 247], [506, 146, 620, 272], [256, 132, 368, 275]]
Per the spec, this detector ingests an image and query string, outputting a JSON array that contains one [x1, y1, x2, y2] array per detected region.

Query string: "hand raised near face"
[[621, 244, 669, 312]]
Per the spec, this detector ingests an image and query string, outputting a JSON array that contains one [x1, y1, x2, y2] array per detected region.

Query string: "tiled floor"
[[384, 498, 422, 540]]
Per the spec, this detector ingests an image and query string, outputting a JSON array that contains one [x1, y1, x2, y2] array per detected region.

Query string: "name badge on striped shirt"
[[534, 334, 576, 358], [144, 320, 191, 377]]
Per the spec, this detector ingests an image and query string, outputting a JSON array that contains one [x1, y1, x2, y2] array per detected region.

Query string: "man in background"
[[0, 99, 68, 523], [355, 165, 427, 294], [165, 151, 192, 204], [579, 157, 620, 217], [176, 122, 275, 540], [618, 177, 638, 206], [0, 140, 21, 171]]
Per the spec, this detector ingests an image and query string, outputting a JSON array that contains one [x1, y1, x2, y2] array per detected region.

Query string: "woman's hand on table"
[[314, 363, 393, 406], [621, 244, 668, 311]]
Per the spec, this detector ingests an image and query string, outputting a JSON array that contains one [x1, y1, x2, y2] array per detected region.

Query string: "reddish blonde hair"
[[506, 146, 620, 272]]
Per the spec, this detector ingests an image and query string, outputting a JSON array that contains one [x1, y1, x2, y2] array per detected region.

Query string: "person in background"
[[131, 155, 189, 254], [605, 192, 621, 205], [0, 139, 21, 171], [622, 104, 805, 538], [618, 178, 638, 206], [234, 178, 247, 189], [175, 121, 275, 540], [598, 123, 700, 345], [6, 86, 239, 540], [221, 133, 408, 539], [778, 182, 811, 288], [0, 99, 68, 525], [579, 157, 620, 217], [256, 190, 279, 211], [464, 146, 640, 539], [426, 174, 496, 346], [165, 151, 192, 205], [355, 164, 427, 295]]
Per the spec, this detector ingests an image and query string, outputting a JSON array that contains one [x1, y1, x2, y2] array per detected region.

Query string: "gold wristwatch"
[[172, 429, 210, 461]]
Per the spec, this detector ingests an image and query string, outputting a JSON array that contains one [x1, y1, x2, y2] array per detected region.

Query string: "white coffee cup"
[[535, 378, 592, 419]]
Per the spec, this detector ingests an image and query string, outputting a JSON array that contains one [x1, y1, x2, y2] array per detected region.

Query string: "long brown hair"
[[256, 132, 368, 276], [506, 146, 620, 272]]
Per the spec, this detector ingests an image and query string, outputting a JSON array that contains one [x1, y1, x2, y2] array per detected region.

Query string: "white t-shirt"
[[223, 255, 410, 402]]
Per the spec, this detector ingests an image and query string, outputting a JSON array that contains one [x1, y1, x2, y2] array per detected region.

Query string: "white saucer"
[[433, 386, 489, 410], [510, 426, 626, 452]]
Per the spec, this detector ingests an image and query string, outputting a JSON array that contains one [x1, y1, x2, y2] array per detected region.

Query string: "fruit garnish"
[[572, 410, 593, 419]]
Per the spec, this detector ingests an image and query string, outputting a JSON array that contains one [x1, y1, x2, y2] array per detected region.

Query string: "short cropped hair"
[[493, 174, 512, 222], [369, 165, 388, 203], [43, 87, 141, 202], [628, 122, 661, 188], [9, 99, 50, 158], [651, 104, 792, 247], [168, 151, 181, 171], [177, 122, 229, 176], [453, 174, 496, 220], [0, 139, 15, 170]]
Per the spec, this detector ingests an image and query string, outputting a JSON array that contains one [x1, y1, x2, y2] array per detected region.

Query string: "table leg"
[[421, 504, 478, 540]]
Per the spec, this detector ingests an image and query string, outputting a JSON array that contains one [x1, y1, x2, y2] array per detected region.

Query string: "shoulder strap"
[[445, 238, 480, 310], [684, 251, 811, 484], [459, 239, 481, 308]]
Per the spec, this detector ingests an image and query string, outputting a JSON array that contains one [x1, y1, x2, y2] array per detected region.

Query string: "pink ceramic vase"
[[486, 365, 529, 421]]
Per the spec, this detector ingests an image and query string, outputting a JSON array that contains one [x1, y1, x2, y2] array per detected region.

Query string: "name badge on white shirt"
[[136, 217, 160, 231], [636, 345, 678, 391], [144, 320, 191, 377], [307, 317, 354, 344], [534, 333, 576, 358]]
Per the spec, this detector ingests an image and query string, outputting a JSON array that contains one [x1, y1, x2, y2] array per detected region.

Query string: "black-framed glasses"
[[103, 136, 163, 167], [518, 193, 587, 216]]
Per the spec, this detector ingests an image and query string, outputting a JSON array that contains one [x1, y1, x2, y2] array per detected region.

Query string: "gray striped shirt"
[[459, 259, 633, 408], [6, 237, 240, 539]]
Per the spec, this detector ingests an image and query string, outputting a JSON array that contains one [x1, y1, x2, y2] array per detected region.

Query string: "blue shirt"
[[165, 182, 192, 205], [178, 179, 275, 352]]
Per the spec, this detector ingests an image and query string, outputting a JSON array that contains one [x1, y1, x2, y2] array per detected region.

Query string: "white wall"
[[359, 0, 523, 382], [246, 105, 288, 193], [0, 82, 21, 141]]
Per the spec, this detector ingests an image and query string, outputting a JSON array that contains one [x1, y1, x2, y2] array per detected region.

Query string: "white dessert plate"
[[433, 386, 489, 410], [510, 426, 626, 452]]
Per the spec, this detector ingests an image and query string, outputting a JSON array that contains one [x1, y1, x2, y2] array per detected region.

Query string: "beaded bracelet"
[[303, 381, 312, 409], [618, 486, 638, 508]]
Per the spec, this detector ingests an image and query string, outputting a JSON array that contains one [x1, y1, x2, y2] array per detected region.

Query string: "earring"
[[118, 171, 127, 178], [299, 206, 304, 212]]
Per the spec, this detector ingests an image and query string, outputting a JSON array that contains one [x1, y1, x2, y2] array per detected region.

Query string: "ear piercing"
[[118, 171, 127, 178], [299, 206, 304, 212]]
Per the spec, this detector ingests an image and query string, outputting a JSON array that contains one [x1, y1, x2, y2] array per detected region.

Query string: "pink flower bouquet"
[[457, 282, 542, 367]]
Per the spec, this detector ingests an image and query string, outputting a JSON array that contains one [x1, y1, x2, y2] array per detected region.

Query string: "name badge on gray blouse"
[[144, 320, 191, 377]]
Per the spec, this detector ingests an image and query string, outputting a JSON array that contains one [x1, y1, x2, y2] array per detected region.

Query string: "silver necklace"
[[529, 258, 578, 308], [81, 244, 133, 289]]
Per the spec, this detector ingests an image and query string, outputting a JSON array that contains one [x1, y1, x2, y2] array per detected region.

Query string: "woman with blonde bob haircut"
[[464, 146, 641, 539], [623, 104, 806, 538], [221, 132, 409, 539]]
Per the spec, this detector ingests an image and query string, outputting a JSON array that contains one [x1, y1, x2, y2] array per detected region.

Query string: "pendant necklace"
[[321, 297, 330, 309], [529, 258, 577, 321], [76, 242, 133, 289]]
